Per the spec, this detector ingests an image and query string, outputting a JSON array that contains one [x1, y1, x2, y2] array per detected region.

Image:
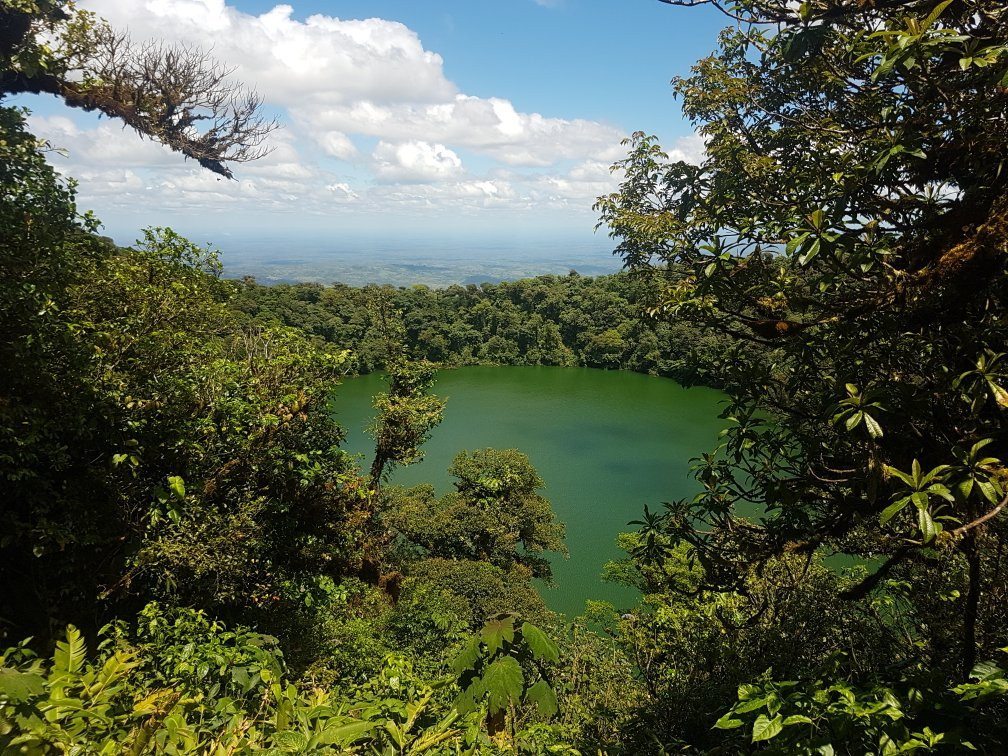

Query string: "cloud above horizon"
[[21, 0, 706, 235]]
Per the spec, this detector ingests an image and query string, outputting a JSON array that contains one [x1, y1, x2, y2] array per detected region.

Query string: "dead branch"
[[3, 15, 278, 178]]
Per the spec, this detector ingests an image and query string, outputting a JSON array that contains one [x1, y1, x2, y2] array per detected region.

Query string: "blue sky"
[[17, 0, 727, 249], [239, 0, 726, 132]]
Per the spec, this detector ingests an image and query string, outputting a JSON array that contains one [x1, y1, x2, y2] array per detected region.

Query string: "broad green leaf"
[[879, 497, 909, 526], [734, 695, 770, 714], [920, 463, 949, 486], [0, 668, 45, 702], [481, 656, 523, 714], [928, 483, 955, 502], [384, 721, 406, 749], [971, 438, 996, 455], [954, 478, 974, 502], [752, 713, 784, 742], [167, 475, 186, 500], [783, 714, 813, 726], [524, 679, 558, 718], [863, 414, 883, 439], [454, 682, 481, 716], [971, 660, 1004, 680], [782, 24, 829, 62], [713, 711, 744, 729], [480, 614, 515, 656], [231, 665, 251, 692], [452, 636, 481, 675], [919, 507, 938, 543], [786, 232, 811, 254], [520, 623, 559, 663], [922, 0, 953, 31], [884, 465, 915, 487], [316, 720, 378, 746], [988, 381, 1008, 408], [978, 479, 1002, 505], [799, 238, 821, 265]]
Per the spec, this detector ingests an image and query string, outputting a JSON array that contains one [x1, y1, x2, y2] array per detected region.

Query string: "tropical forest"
[[2, 0, 1008, 753]]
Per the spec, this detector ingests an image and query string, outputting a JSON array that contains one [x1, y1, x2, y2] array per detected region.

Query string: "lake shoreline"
[[335, 365, 725, 616]]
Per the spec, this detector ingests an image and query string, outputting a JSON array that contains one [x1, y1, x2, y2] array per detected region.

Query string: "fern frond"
[[52, 625, 87, 681], [85, 651, 138, 702]]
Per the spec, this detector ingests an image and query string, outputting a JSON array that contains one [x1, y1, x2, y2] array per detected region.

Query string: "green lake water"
[[333, 366, 725, 617]]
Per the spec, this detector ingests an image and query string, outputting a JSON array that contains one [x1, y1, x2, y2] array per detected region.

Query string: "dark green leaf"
[[879, 498, 909, 526], [524, 679, 558, 718], [480, 614, 515, 656], [482, 656, 523, 714], [452, 636, 482, 675], [520, 623, 559, 663]]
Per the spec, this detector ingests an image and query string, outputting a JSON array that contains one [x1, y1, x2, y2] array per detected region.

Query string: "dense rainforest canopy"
[[2, 0, 1008, 753], [229, 271, 733, 385]]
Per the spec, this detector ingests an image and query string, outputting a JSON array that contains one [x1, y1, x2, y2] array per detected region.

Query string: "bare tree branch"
[[951, 494, 1008, 538], [2, 10, 278, 178]]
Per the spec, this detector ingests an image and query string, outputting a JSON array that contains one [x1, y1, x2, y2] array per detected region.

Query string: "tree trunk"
[[962, 531, 982, 680]]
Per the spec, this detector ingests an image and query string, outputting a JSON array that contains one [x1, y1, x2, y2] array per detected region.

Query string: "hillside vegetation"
[[229, 272, 732, 385]]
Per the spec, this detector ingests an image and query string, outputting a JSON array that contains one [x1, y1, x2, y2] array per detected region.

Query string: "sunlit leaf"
[[752, 713, 784, 742]]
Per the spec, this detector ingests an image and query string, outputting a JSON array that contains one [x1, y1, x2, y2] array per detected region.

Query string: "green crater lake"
[[334, 366, 724, 617]]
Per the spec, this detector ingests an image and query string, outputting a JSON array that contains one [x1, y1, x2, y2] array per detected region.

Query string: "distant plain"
[[212, 237, 623, 287]]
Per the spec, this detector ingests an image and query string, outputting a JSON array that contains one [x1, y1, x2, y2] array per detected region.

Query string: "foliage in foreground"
[[0, 607, 572, 754], [713, 654, 1008, 754]]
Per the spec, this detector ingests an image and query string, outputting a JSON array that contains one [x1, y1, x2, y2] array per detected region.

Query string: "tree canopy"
[[387, 449, 567, 582], [596, 0, 1008, 747]]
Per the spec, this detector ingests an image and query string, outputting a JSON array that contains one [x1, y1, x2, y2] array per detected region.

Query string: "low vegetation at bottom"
[[0, 606, 575, 754]]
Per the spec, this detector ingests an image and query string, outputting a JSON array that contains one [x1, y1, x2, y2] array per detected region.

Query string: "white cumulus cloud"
[[301, 96, 624, 167], [373, 140, 463, 183], [20, 0, 641, 231]]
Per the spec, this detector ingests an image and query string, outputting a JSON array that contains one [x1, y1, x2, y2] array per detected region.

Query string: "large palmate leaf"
[[480, 614, 515, 656], [0, 668, 45, 702], [481, 656, 523, 714]]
